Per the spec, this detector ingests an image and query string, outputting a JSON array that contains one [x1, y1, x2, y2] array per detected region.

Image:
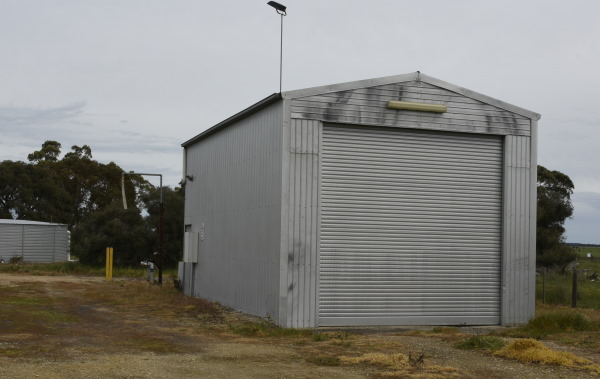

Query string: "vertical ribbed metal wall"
[[502, 133, 535, 325], [183, 102, 283, 319], [0, 224, 21, 261], [283, 118, 321, 327], [319, 124, 503, 326]]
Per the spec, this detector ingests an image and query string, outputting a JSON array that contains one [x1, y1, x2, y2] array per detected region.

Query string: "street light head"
[[267, 1, 287, 15]]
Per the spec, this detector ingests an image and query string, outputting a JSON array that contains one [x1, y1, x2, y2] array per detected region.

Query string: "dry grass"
[[429, 326, 460, 334], [341, 352, 410, 368], [93, 279, 223, 321], [536, 303, 600, 323], [498, 305, 600, 349], [5, 273, 600, 378], [494, 339, 600, 374], [0, 261, 172, 278], [340, 352, 459, 378]]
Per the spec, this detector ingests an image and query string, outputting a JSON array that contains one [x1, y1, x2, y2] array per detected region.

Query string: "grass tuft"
[[529, 312, 596, 332], [340, 352, 410, 368], [312, 331, 353, 342], [494, 338, 600, 373], [455, 335, 505, 352], [430, 326, 460, 334], [340, 352, 459, 377], [228, 320, 313, 338], [501, 311, 597, 339]]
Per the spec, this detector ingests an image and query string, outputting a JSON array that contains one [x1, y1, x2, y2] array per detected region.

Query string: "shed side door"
[[319, 124, 503, 326]]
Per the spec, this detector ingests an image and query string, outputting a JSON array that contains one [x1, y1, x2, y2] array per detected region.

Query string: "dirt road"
[[1, 273, 598, 378]]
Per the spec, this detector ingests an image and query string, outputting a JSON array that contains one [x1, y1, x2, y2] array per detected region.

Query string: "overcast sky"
[[1, 0, 599, 243]]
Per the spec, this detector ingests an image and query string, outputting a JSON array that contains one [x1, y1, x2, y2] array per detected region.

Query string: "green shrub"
[[9, 256, 23, 264], [455, 335, 505, 351], [503, 312, 598, 339], [527, 313, 596, 335]]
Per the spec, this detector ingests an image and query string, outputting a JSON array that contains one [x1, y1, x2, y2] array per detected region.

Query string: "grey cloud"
[[0, 102, 86, 127], [91, 130, 182, 154], [2, 0, 600, 240], [0, 101, 179, 156], [565, 192, 600, 244]]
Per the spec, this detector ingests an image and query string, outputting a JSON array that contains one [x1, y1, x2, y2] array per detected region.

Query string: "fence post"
[[571, 268, 578, 308], [105, 247, 109, 281]]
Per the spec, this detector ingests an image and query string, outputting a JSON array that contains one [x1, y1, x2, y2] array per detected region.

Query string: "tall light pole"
[[122, 172, 164, 285], [267, 1, 287, 93]]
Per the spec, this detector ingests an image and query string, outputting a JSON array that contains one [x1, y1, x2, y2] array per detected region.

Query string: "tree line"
[[536, 165, 577, 267], [1, 140, 577, 268], [0, 141, 183, 267]]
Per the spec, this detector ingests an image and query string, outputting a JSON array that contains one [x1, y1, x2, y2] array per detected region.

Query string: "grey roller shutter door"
[[319, 124, 503, 326]]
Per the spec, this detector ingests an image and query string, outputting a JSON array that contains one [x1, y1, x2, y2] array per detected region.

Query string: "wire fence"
[[537, 262, 600, 309]]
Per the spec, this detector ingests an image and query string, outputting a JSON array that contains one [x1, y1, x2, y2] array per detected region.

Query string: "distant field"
[[572, 246, 600, 259], [537, 247, 600, 309]]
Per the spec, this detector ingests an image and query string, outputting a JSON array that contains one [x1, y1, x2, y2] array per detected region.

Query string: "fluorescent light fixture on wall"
[[387, 100, 447, 113]]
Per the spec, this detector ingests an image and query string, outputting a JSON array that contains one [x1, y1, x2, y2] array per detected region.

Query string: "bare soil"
[[1, 273, 599, 378]]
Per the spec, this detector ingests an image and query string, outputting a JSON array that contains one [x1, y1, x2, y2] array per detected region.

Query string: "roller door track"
[[319, 124, 503, 326]]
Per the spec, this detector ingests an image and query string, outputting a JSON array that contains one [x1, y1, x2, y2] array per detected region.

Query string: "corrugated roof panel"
[[0, 219, 66, 226]]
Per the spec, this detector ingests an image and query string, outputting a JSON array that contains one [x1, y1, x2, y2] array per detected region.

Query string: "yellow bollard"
[[106, 247, 114, 281], [109, 247, 114, 281]]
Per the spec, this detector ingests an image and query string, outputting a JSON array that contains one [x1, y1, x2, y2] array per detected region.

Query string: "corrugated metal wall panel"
[[284, 118, 321, 328], [0, 225, 23, 260], [0, 224, 68, 263], [528, 121, 538, 322], [502, 133, 535, 325], [291, 81, 530, 137], [23, 226, 54, 263], [319, 124, 503, 326], [183, 101, 283, 319], [52, 226, 69, 262], [183, 262, 194, 297]]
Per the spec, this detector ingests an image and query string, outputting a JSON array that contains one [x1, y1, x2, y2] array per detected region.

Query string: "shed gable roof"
[[283, 72, 540, 120], [182, 72, 539, 148]]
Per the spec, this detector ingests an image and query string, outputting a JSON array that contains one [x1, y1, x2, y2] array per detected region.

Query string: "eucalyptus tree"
[[536, 165, 577, 267]]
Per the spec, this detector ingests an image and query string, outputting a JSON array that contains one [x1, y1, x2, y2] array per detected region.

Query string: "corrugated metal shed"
[[0, 219, 70, 263], [181, 72, 538, 328]]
